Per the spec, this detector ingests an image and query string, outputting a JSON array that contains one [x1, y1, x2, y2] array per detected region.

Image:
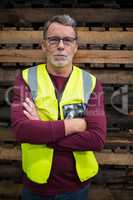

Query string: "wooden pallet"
[[0, 5, 133, 200]]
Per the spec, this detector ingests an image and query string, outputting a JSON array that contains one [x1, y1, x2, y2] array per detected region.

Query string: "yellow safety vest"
[[21, 64, 99, 184]]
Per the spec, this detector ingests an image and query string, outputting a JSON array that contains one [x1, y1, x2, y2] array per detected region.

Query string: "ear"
[[74, 43, 78, 55], [41, 41, 46, 53]]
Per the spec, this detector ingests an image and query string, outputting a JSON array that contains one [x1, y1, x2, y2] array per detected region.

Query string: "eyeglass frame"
[[45, 36, 77, 47]]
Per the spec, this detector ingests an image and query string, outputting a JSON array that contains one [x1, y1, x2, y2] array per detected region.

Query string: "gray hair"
[[43, 15, 77, 39]]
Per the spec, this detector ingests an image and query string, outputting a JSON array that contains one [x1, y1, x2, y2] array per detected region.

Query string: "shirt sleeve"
[[48, 80, 107, 151], [10, 73, 65, 144]]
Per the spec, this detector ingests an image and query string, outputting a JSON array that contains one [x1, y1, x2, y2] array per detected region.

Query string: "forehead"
[[47, 22, 76, 37]]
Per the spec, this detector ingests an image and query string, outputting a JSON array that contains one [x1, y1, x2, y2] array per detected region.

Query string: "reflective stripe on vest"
[[22, 64, 99, 184], [28, 66, 94, 103], [28, 66, 38, 100]]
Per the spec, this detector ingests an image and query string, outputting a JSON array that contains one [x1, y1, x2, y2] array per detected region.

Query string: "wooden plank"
[[0, 68, 20, 82], [0, 165, 21, 179], [0, 147, 133, 165], [0, 127, 14, 142], [90, 186, 133, 200], [90, 185, 114, 200], [106, 137, 133, 145], [0, 88, 5, 105], [0, 107, 10, 121], [0, 147, 21, 160], [107, 115, 133, 129], [109, 189, 133, 200], [96, 152, 133, 165], [0, 31, 43, 44], [0, 49, 133, 64], [0, 81, 13, 86], [0, 8, 133, 23], [0, 30, 133, 45], [0, 182, 22, 199], [78, 31, 133, 45], [89, 69, 133, 84]]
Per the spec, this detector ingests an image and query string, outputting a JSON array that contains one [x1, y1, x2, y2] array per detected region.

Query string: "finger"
[[23, 102, 32, 113], [25, 97, 34, 108], [23, 110, 33, 120], [23, 110, 39, 120]]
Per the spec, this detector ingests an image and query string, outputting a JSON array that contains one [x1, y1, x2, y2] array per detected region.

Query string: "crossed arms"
[[11, 74, 107, 152]]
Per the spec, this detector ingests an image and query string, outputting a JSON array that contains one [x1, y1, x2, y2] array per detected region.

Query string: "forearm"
[[11, 111, 86, 145], [48, 115, 106, 151], [11, 114, 65, 144]]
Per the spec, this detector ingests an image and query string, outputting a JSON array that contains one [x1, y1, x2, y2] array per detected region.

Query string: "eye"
[[47, 37, 59, 44], [63, 37, 76, 44]]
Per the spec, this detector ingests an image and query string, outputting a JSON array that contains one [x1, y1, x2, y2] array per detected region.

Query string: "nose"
[[57, 39, 64, 50]]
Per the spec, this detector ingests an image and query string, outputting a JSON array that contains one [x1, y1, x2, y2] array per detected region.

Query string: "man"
[[11, 15, 107, 200]]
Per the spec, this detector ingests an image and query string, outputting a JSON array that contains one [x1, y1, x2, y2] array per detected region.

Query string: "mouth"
[[54, 55, 67, 57], [54, 55, 67, 61]]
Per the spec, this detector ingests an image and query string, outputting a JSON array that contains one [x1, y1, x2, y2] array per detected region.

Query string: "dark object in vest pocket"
[[63, 103, 87, 119]]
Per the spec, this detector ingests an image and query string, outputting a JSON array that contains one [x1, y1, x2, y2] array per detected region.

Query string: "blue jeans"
[[21, 184, 90, 200]]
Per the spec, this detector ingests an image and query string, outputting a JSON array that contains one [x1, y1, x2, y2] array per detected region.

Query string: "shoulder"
[[94, 79, 104, 93], [74, 66, 104, 92], [14, 71, 29, 89]]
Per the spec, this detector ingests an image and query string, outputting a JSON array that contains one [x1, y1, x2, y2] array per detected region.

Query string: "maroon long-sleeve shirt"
[[11, 70, 107, 196]]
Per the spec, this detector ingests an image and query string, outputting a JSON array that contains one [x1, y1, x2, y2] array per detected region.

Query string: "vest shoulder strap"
[[82, 69, 96, 104], [22, 65, 38, 100]]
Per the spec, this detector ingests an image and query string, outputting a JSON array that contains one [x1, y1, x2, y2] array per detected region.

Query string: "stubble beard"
[[48, 56, 72, 68]]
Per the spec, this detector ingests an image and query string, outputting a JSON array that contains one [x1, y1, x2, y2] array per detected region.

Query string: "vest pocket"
[[73, 151, 99, 182], [62, 103, 86, 119], [22, 143, 54, 184]]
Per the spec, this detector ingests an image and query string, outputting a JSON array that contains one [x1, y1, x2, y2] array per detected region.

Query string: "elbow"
[[95, 131, 106, 151], [95, 122, 107, 151], [11, 125, 21, 143], [11, 121, 26, 143], [95, 139, 105, 151]]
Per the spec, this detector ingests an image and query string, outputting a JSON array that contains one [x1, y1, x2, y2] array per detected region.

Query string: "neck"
[[46, 64, 72, 77]]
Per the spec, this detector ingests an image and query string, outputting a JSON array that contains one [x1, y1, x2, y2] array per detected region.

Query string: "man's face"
[[42, 22, 78, 68]]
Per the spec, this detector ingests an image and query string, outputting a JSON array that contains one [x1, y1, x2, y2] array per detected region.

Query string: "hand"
[[64, 118, 87, 136], [22, 97, 40, 120]]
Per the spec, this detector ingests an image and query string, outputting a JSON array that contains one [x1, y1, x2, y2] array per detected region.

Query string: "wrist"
[[64, 119, 74, 136], [64, 118, 87, 136]]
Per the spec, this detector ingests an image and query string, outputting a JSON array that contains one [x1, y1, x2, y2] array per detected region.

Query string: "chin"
[[55, 64, 66, 68], [53, 61, 68, 68], [50, 57, 72, 68]]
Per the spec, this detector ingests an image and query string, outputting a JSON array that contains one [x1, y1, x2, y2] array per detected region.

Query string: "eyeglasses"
[[46, 36, 77, 46]]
